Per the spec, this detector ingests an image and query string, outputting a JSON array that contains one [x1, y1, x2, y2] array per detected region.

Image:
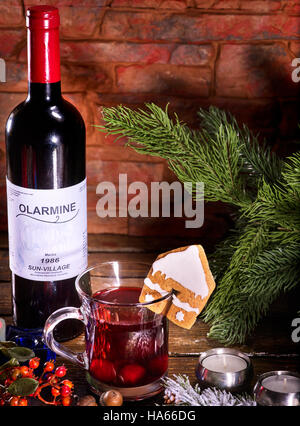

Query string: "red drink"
[[87, 287, 168, 388], [44, 262, 171, 399]]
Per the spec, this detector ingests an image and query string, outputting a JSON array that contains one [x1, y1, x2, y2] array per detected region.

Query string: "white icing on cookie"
[[144, 293, 154, 302], [176, 311, 185, 322], [172, 295, 200, 314], [152, 245, 208, 298], [144, 277, 169, 297]]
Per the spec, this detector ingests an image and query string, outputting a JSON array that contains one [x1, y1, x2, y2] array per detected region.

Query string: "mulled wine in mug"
[[44, 262, 171, 400]]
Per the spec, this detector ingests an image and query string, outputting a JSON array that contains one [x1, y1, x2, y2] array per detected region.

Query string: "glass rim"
[[75, 261, 173, 307]]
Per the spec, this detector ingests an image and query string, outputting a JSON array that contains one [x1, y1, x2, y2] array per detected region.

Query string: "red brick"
[[25, 0, 106, 4], [111, 0, 161, 7], [101, 11, 300, 41], [88, 145, 165, 164], [213, 0, 239, 9], [116, 65, 211, 97], [0, 62, 27, 92], [93, 92, 209, 127], [61, 63, 113, 92], [194, 0, 215, 7], [240, 1, 282, 12], [128, 203, 231, 242], [24, 0, 107, 38], [59, 6, 104, 38], [170, 44, 214, 66], [87, 211, 128, 234], [62, 92, 97, 144], [216, 44, 296, 98], [86, 151, 165, 186], [60, 41, 171, 64], [87, 184, 128, 213], [290, 41, 300, 57], [0, 1, 24, 27], [283, 0, 300, 14], [0, 31, 25, 59], [159, 0, 191, 9], [0, 93, 27, 133]]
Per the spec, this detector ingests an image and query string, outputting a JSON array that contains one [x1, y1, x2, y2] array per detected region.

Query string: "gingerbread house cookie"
[[139, 245, 216, 329]]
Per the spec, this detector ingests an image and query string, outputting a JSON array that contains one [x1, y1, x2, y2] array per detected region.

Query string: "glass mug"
[[44, 262, 172, 400]]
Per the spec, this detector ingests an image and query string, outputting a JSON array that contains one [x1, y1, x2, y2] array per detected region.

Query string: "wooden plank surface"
[[57, 356, 300, 406]]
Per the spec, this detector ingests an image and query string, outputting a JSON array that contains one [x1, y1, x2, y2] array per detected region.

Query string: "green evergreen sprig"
[[97, 104, 300, 345]]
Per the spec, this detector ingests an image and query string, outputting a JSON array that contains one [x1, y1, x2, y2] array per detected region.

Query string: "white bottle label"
[[6, 178, 88, 282]]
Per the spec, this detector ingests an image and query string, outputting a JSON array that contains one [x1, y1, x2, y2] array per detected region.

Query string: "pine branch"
[[99, 104, 256, 207], [203, 222, 270, 323], [205, 243, 300, 344], [98, 103, 299, 345], [244, 152, 300, 231], [197, 106, 283, 185]]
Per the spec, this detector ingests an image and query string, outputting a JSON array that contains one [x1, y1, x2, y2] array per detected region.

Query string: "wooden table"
[[0, 233, 299, 406]]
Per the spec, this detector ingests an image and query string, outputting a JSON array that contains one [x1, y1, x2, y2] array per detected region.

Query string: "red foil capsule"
[[26, 6, 61, 84]]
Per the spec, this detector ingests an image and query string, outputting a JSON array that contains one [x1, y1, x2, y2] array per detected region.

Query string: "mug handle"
[[44, 306, 88, 369]]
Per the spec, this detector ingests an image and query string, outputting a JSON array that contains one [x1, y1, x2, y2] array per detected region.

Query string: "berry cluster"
[[0, 358, 74, 406]]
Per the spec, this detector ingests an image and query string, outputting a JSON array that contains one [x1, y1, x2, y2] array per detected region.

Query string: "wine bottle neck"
[[27, 7, 61, 86], [27, 81, 62, 103]]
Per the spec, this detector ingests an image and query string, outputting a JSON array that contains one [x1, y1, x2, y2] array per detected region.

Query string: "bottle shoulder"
[[10, 96, 83, 120], [6, 96, 85, 142]]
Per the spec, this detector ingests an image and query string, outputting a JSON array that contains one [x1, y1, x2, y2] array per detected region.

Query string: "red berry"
[[55, 365, 67, 378], [90, 359, 116, 384], [61, 396, 71, 406], [51, 387, 60, 397], [18, 398, 28, 406], [44, 361, 55, 372], [148, 355, 168, 376], [118, 364, 146, 386], [29, 357, 40, 370], [46, 373, 55, 382], [10, 397, 19, 406], [20, 366, 30, 377], [62, 379, 73, 389], [60, 385, 71, 397], [10, 368, 21, 381]]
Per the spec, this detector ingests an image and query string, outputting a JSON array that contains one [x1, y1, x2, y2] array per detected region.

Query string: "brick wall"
[[0, 0, 299, 244]]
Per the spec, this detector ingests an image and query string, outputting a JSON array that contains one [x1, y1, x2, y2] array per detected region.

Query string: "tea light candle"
[[202, 354, 248, 373], [263, 374, 300, 393], [254, 371, 300, 406], [196, 348, 252, 392]]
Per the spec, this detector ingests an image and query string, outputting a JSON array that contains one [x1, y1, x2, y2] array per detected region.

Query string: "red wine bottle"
[[5, 6, 87, 340]]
